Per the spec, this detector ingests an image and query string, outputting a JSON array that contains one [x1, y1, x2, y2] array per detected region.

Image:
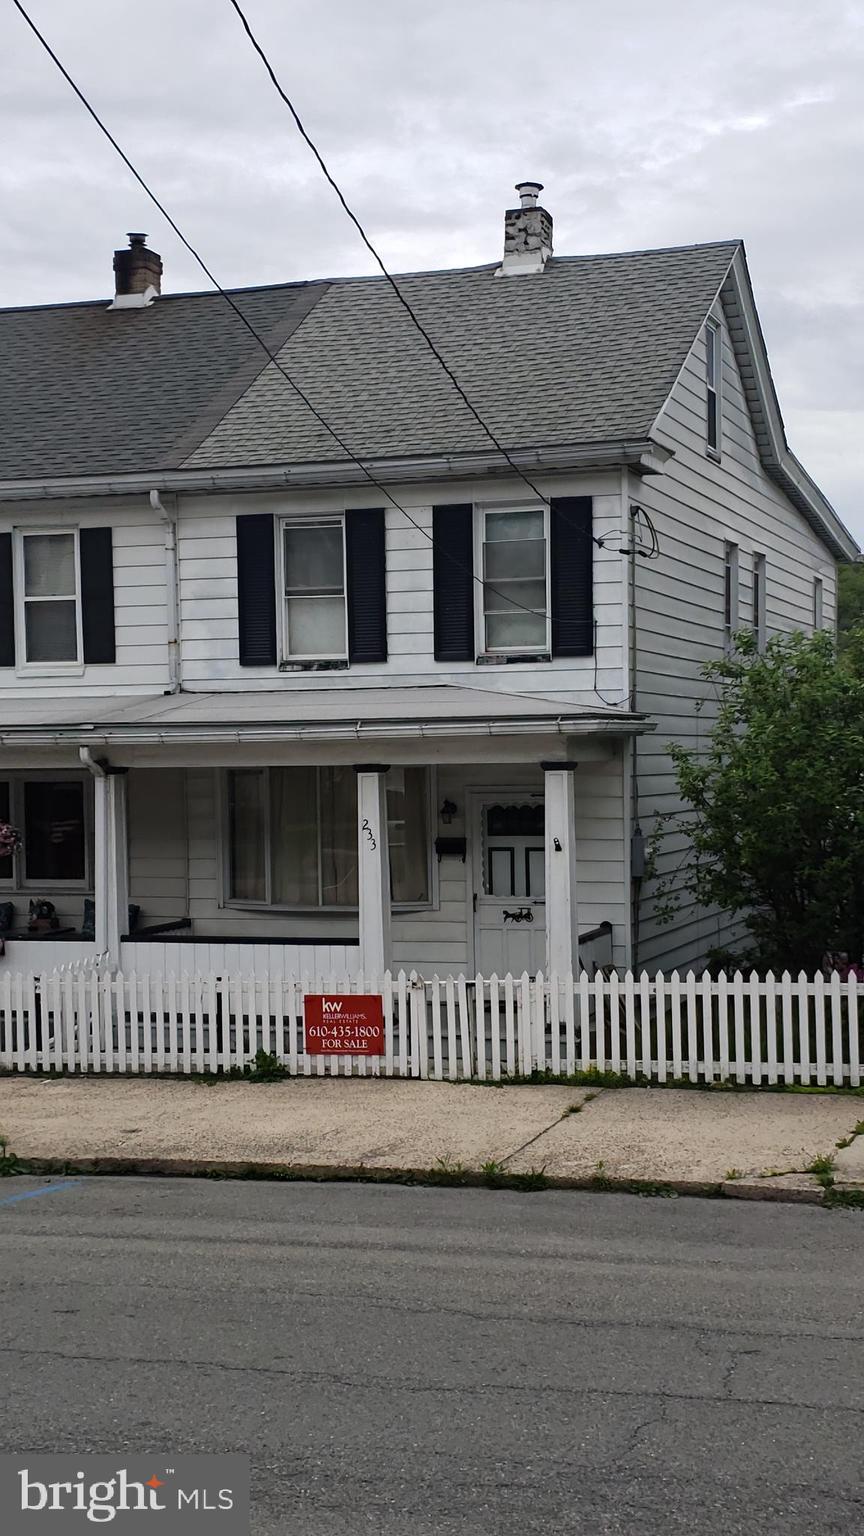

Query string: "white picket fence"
[[0, 966, 862, 1087]]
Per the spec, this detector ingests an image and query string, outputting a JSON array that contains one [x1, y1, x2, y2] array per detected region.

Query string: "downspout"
[[624, 469, 643, 971], [150, 489, 181, 694]]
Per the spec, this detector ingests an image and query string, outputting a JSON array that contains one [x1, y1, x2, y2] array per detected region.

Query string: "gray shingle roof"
[[0, 241, 740, 482]]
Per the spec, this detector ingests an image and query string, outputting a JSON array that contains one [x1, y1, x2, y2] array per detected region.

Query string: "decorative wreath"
[[0, 822, 22, 858]]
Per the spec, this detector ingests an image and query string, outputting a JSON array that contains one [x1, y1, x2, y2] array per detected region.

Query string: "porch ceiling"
[[0, 685, 650, 752]]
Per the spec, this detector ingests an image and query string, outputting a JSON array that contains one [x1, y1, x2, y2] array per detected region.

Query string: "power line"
[[10, 0, 633, 688], [226, 0, 592, 536]]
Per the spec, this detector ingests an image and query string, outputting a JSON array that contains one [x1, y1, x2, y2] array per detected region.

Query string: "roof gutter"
[[0, 440, 672, 503], [0, 714, 653, 749]]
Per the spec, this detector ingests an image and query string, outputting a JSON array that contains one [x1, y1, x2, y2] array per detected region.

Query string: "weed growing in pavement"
[[807, 1153, 836, 1188], [725, 1168, 743, 1181], [0, 1136, 23, 1176]]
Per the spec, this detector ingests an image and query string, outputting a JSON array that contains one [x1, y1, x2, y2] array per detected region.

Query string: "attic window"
[[706, 320, 721, 457]]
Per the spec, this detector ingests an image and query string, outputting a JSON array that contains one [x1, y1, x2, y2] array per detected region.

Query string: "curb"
[[1, 1154, 850, 1205]]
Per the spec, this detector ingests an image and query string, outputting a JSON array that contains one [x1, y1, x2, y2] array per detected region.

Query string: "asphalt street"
[[0, 1175, 862, 1534]]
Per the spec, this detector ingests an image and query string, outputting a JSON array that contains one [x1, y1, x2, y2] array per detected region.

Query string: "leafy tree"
[[661, 628, 864, 971], [838, 562, 864, 648]]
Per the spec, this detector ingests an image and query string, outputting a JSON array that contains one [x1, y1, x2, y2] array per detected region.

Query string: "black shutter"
[[80, 526, 116, 664], [0, 533, 13, 667], [237, 514, 277, 666], [346, 508, 387, 663], [433, 504, 474, 662], [551, 496, 594, 657]]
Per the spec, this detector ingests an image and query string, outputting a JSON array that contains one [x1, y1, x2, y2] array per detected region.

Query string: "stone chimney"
[[497, 182, 553, 276], [109, 232, 163, 309]]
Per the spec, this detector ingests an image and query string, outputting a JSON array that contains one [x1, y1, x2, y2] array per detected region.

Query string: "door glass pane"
[[271, 767, 319, 905], [489, 847, 515, 897], [320, 767, 357, 906], [284, 525, 344, 593], [526, 847, 545, 899], [24, 780, 86, 881], [23, 533, 76, 597], [485, 611, 546, 649], [25, 601, 78, 662], [387, 766, 428, 903], [228, 771, 267, 901], [285, 595, 345, 656]]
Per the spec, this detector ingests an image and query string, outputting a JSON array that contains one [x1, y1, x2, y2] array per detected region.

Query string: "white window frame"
[[13, 526, 84, 675], [475, 501, 551, 657], [0, 771, 92, 891], [752, 553, 766, 652], [813, 576, 824, 631], [706, 319, 721, 460], [277, 514, 348, 664], [723, 541, 739, 650], [220, 765, 436, 913]]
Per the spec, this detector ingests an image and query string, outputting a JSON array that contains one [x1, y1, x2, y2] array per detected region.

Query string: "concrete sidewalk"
[[1, 1075, 862, 1202]]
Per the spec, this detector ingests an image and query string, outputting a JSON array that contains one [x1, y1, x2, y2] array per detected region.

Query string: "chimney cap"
[[127, 232, 148, 246], [515, 181, 544, 209]]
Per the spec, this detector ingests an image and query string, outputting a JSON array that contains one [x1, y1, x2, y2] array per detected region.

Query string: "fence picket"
[[701, 972, 714, 1083], [654, 971, 667, 1083], [549, 973, 561, 1076], [669, 972, 682, 1080], [593, 972, 606, 1075], [609, 971, 622, 1075], [847, 974, 860, 1088], [793, 976, 805, 1087], [578, 970, 591, 1074], [517, 973, 532, 1076], [639, 971, 652, 1079], [732, 971, 746, 1085], [457, 975, 472, 1079], [474, 973, 487, 1081], [444, 975, 458, 1081], [432, 977, 445, 1082], [812, 973, 825, 1087], [780, 972, 795, 1084], [624, 972, 637, 1079], [717, 972, 729, 1082], [489, 974, 500, 1082], [504, 974, 516, 1077], [747, 973, 762, 1087]]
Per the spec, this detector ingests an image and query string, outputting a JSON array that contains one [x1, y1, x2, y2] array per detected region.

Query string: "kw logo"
[[322, 1000, 343, 1014]]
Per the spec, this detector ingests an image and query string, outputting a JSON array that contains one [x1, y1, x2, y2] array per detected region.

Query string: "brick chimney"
[[109, 232, 163, 309], [497, 182, 553, 276]]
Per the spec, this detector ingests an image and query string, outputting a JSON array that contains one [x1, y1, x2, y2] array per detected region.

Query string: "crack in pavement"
[[500, 1090, 605, 1167]]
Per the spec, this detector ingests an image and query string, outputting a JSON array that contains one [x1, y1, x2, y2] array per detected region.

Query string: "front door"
[[472, 795, 546, 975]]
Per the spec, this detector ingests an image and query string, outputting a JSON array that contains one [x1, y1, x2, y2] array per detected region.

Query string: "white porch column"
[[88, 763, 129, 967], [355, 766, 391, 979], [542, 761, 580, 978]]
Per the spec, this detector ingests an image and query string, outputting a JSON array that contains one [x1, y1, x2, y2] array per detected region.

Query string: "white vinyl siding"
[[634, 304, 838, 971]]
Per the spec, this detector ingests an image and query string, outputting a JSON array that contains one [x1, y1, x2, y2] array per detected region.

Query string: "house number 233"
[[362, 818, 377, 851]]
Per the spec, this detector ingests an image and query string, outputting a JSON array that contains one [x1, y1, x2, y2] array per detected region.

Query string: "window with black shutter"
[[550, 497, 594, 656], [7, 525, 116, 668], [433, 504, 474, 662], [0, 533, 13, 668]]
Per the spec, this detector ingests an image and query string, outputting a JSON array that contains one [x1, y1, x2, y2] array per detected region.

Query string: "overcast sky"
[[3, 0, 862, 541]]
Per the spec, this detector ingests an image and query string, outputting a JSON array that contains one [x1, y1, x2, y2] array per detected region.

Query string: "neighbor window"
[[752, 554, 766, 651], [724, 542, 739, 648], [280, 517, 347, 660], [16, 530, 80, 664], [0, 776, 89, 887], [706, 320, 721, 456], [813, 576, 824, 631], [481, 506, 549, 653], [226, 766, 430, 908]]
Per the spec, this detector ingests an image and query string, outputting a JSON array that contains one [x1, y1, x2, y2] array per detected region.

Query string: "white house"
[[0, 186, 857, 982]]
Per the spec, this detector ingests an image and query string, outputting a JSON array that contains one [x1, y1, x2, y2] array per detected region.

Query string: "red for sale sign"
[[304, 994, 385, 1055]]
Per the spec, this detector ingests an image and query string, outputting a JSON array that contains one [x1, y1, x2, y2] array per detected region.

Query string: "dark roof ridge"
[[0, 237, 743, 316]]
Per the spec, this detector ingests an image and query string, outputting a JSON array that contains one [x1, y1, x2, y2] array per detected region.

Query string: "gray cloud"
[[2, 0, 862, 539]]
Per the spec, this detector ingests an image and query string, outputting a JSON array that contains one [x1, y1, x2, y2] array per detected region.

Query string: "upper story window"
[[706, 320, 721, 457], [813, 576, 824, 630], [16, 530, 81, 665], [724, 541, 739, 649], [280, 516, 347, 662], [479, 506, 549, 654], [752, 554, 766, 652]]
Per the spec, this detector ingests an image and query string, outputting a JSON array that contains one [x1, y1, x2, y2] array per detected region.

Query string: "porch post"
[[542, 761, 580, 978], [91, 768, 129, 967], [354, 766, 391, 979]]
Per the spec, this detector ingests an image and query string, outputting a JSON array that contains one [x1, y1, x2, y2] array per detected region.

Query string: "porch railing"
[[0, 968, 861, 1087]]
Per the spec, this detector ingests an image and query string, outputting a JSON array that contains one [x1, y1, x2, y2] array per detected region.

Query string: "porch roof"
[[0, 685, 650, 747]]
